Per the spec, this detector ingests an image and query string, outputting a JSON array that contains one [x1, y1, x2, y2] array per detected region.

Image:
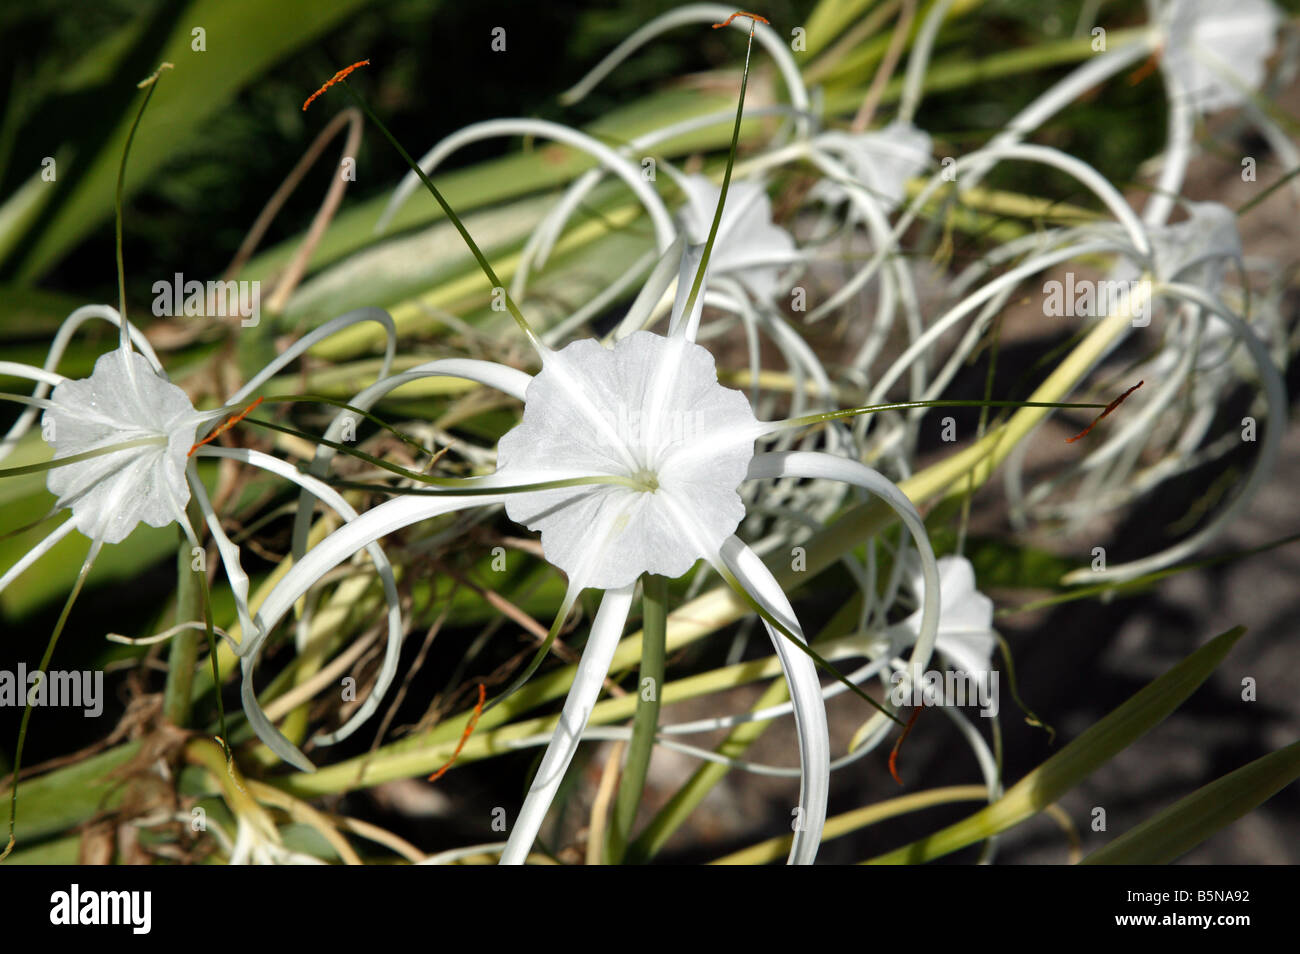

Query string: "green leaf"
[[0, 832, 80, 865], [0, 742, 141, 850], [1082, 739, 1300, 865], [15, 0, 378, 281], [865, 625, 1248, 864], [238, 87, 738, 290]]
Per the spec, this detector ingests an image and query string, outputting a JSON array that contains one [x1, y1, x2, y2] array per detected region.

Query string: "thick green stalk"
[[162, 525, 202, 727], [608, 574, 666, 863], [627, 677, 790, 864]]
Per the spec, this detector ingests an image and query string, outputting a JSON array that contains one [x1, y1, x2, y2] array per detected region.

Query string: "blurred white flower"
[[888, 555, 995, 683], [677, 175, 798, 302], [810, 122, 933, 216], [1161, 0, 1281, 114], [1143, 200, 1242, 292]]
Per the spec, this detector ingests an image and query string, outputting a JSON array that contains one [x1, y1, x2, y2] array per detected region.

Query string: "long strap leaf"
[[1082, 738, 1300, 865], [864, 625, 1247, 864]]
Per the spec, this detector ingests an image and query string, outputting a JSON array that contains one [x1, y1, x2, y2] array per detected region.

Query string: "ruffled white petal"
[[1162, 0, 1281, 114], [496, 331, 757, 588], [811, 122, 932, 214], [890, 555, 995, 682], [43, 349, 202, 545]]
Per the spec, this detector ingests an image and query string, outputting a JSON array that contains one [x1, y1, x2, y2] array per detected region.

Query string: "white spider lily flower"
[[1106, 200, 1241, 344], [887, 555, 995, 685], [1160, 0, 1282, 115], [496, 331, 757, 588], [1142, 200, 1242, 293], [238, 241, 942, 866], [677, 175, 799, 302], [0, 304, 411, 753], [42, 347, 204, 545], [809, 122, 933, 216]]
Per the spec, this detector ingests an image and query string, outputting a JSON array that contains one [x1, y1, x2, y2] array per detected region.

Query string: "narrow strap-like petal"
[[289, 357, 531, 560], [215, 307, 398, 419], [500, 582, 635, 864], [717, 533, 829, 865], [0, 516, 77, 596], [241, 491, 505, 771], [197, 445, 404, 748], [745, 451, 942, 748], [376, 119, 674, 250]]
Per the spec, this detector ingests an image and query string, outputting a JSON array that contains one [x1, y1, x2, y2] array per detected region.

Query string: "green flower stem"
[[162, 519, 203, 728], [774, 396, 1108, 433], [115, 64, 170, 323], [607, 574, 666, 864], [2, 540, 97, 860], [243, 88, 737, 290], [338, 82, 539, 347], [679, 14, 757, 326], [628, 594, 868, 863], [626, 675, 789, 865]]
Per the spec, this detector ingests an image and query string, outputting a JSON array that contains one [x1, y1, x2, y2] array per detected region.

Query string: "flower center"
[[628, 467, 660, 493]]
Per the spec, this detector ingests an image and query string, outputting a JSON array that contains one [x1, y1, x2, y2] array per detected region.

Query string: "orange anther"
[[888, 704, 923, 786], [188, 396, 263, 457], [712, 11, 770, 30], [1127, 50, 1161, 87], [303, 59, 371, 112], [1066, 380, 1144, 444], [428, 684, 487, 783]]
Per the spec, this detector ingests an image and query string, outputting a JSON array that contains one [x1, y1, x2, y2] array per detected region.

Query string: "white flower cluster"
[[3, 0, 1291, 867]]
